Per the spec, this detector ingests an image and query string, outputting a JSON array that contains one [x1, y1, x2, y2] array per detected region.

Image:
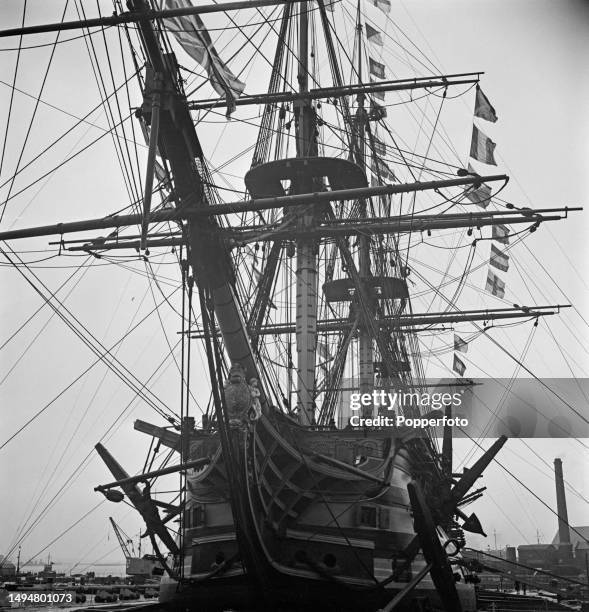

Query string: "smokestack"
[[554, 458, 571, 545]]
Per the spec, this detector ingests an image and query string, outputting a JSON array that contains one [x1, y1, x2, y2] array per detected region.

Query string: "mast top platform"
[[245, 156, 367, 198]]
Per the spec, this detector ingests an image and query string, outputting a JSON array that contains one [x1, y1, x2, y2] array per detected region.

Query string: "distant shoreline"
[[19, 562, 126, 577]]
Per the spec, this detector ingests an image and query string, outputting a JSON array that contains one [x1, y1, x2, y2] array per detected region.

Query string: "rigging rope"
[[0, 0, 27, 202], [1, 0, 67, 224]]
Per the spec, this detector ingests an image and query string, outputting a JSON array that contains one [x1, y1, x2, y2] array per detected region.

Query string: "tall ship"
[[0, 1, 585, 611]]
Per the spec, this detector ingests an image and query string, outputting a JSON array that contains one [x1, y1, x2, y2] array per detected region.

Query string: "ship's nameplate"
[[323, 277, 408, 302]]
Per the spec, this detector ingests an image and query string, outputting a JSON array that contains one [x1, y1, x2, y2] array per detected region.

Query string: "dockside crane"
[[108, 517, 161, 580], [109, 517, 136, 560]]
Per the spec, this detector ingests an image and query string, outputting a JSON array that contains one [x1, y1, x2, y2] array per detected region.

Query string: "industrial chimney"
[[554, 458, 571, 543], [554, 458, 573, 560]]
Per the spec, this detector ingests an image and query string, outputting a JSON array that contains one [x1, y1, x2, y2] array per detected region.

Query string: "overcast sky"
[[0, 0, 588, 570]]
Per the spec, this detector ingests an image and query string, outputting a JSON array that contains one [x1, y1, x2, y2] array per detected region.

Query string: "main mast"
[[294, 1, 320, 423], [354, 1, 374, 408]]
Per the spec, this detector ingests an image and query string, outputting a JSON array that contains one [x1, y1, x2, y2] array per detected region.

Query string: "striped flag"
[[369, 58, 386, 79], [492, 224, 510, 244], [370, 79, 385, 101], [485, 269, 506, 298], [454, 334, 468, 354], [371, 0, 391, 13], [475, 87, 498, 123], [366, 24, 384, 46], [373, 136, 387, 157], [453, 354, 466, 376], [372, 156, 396, 182], [465, 182, 492, 208], [490, 243, 510, 272], [470, 125, 497, 165], [163, 0, 245, 116]]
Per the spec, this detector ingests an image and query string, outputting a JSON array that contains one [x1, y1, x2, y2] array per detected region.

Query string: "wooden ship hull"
[[152, 412, 478, 611], [118, 404, 500, 611]]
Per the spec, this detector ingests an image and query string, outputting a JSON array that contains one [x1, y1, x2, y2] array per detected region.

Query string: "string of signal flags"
[[359, 13, 510, 378], [454, 86, 516, 377]]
